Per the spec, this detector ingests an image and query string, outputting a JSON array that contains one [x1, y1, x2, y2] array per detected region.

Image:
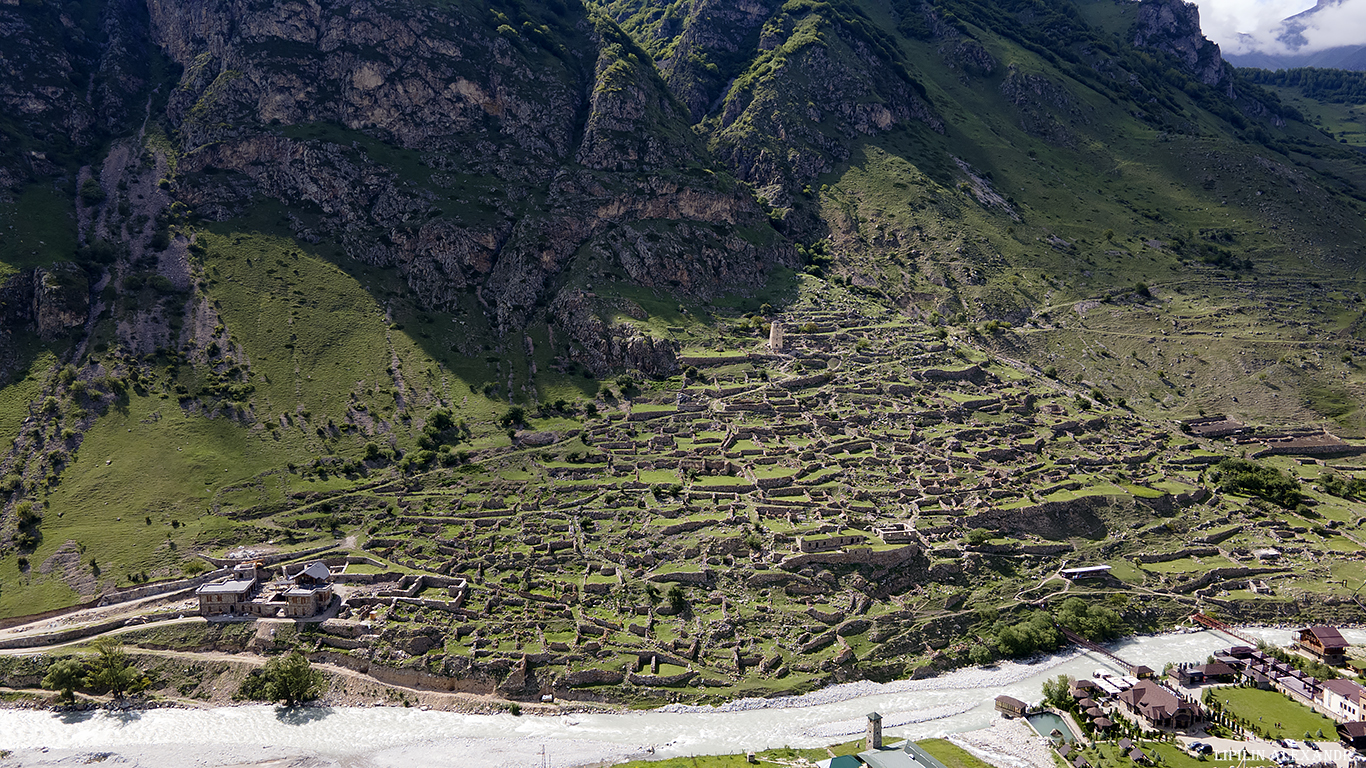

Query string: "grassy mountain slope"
[[602, 0, 1366, 430]]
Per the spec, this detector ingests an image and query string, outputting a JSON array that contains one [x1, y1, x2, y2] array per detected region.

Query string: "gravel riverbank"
[[2, 627, 1355, 768]]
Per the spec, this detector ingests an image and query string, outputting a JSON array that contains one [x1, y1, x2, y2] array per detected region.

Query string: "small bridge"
[[1190, 612, 1258, 646], [1057, 625, 1141, 675]]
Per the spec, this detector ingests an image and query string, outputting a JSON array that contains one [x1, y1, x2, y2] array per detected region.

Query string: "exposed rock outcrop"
[[141, 0, 790, 334], [551, 290, 681, 378], [0, 0, 156, 194], [33, 263, 89, 339], [1132, 0, 1228, 88], [614, 0, 782, 122], [711, 25, 941, 197], [1000, 66, 1087, 148]]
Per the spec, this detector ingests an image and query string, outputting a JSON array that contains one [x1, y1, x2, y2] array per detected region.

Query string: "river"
[[0, 626, 1357, 766]]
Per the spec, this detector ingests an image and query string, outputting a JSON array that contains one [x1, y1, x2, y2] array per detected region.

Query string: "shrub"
[[15, 501, 39, 527], [79, 178, 106, 205], [666, 584, 686, 613], [498, 406, 525, 428], [968, 645, 993, 666]]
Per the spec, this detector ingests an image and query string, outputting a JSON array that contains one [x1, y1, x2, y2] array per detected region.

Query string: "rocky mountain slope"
[[1, 0, 1365, 700]]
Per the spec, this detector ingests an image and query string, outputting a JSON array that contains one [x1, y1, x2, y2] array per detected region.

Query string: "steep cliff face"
[[0, 0, 159, 194], [705, 4, 942, 199], [147, 0, 583, 163], [32, 263, 90, 340], [146, 0, 790, 332], [607, 0, 941, 204], [575, 18, 706, 172], [1131, 0, 1228, 88], [550, 289, 680, 377], [606, 0, 782, 123]]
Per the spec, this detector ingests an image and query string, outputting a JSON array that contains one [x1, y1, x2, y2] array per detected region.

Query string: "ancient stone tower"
[[769, 321, 784, 352], [866, 711, 882, 749]]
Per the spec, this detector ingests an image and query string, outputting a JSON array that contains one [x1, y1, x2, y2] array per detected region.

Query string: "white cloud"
[[1295, 0, 1366, 50], [1189, 0, 1366, 54]]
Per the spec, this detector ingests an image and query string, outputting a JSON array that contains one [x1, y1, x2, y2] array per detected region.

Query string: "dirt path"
[[0, 617, 205, 656], [0, 612, 589, 715]]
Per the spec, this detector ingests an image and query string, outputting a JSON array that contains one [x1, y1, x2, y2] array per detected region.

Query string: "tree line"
[[1242, 67, 1366, 104]]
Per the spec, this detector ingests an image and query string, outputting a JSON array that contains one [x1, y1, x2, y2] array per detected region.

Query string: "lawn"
[[917, 740, 993, 768], [1141, 555, 1235, 574], [1208, 686, 1337, 740]]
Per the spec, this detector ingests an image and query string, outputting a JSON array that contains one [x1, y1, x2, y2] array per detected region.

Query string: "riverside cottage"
[[1295, 626, 1350, 666]]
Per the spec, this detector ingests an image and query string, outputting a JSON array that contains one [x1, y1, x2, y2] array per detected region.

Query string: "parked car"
[[1186, 742, 1213, 757]]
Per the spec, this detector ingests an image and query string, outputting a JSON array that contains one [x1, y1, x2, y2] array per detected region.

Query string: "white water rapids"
[[0, 627, 1356, 765]]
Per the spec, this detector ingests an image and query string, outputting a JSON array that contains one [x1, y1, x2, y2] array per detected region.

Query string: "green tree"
[[1055, 597, 1124, 641], [965, 528, 993, 546], [1041, 673, 1071, 709], [968, 645, 993, 666], [43, 658, 87, 703], [1212, 458, 1305, 509], [263, 651, 323, 705], [84, 637, 142, 699], [996, 612, 1061, 657], [666, 584, 687, 613], [79, 177, 106, 205]]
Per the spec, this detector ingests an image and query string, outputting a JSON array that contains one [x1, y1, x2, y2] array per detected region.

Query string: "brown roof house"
[[1175, 662, 1238, 686], [995, 695, 1029, 718], [1296, 626, 1349, 666], [1338, 721, 1366, 749], [1117, 680, 1203, 731]]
